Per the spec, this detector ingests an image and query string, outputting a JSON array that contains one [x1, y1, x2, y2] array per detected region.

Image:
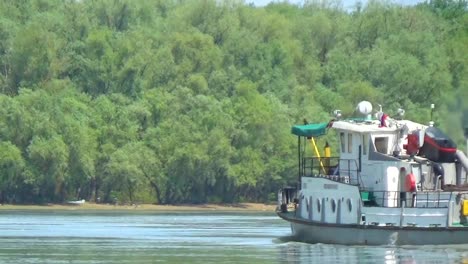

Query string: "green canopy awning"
[[291, 122, 328, 137]]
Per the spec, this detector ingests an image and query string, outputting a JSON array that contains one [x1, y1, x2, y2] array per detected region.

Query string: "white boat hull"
[[278, 211, 468, 245]]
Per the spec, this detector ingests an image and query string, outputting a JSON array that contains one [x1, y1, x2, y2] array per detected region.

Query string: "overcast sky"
[[249, 0, 425, 9]]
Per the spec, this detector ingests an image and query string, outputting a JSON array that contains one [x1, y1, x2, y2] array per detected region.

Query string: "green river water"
[[0, 210, 466, 263]]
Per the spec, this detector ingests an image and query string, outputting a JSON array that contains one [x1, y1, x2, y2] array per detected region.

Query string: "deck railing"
[[362, 191, 453, 208], [301, 156, 361, 186]]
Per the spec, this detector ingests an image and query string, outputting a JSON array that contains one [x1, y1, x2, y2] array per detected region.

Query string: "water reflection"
[[277, 240, 468, 263]]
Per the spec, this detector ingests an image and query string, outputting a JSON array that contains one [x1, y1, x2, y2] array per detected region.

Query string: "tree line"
[[0, 0, 466, 204]]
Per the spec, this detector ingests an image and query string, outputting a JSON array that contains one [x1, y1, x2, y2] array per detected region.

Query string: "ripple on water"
[[0, 211, 467, 263]]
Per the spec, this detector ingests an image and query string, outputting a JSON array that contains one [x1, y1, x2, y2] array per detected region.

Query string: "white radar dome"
[[357, 101, 373, 115]]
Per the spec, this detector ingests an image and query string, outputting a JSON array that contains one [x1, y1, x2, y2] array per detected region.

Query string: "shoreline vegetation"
[[0, 1, 465, 206], [0, 202, 277, 212]]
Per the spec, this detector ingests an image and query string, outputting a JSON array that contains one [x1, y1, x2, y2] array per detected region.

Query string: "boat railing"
[[302, 157, 361, 185], [339, 159, 363, 186], [362, 190, 453, 208]]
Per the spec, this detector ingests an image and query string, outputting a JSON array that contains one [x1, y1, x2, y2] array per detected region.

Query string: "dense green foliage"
[[0, 0, 466, 204]]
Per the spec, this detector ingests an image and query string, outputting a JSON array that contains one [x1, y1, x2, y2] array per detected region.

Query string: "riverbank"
[[0, 202, 276, 212]]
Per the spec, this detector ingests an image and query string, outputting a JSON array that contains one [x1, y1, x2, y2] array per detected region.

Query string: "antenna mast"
[[429, 104, 435, 127]]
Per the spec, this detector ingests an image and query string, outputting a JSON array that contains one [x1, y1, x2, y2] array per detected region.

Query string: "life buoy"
[[405, 173, 416, 192]]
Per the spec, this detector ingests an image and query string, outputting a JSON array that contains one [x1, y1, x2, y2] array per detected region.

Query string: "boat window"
[[317, 199, 321, 213], [331, 199, 336, 213], [348, 133, 353, 153], [362, 134, 368, 155], [340, 132, 345, 153], [375, 137, 388, 154], [347, 199, 353, 212]]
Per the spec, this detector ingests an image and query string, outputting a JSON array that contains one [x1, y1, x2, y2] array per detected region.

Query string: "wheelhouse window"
[[340, 132, 345, 153], [374, 137, 388, 154], [348, 133, 353, 153], [362, 134, 368, 155]]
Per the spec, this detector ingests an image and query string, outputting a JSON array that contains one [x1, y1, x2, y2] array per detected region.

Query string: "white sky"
[[249, 0, 425, 9]]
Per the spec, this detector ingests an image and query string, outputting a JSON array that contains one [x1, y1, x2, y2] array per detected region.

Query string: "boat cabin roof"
[[332, 119, 426, 134], [291, 119, 426, 137]]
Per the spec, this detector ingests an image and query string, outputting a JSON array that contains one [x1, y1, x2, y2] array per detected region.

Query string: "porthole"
[[331, 199, 336, 213], [317, 199, 321, 213], [347, 199, 353, 212]]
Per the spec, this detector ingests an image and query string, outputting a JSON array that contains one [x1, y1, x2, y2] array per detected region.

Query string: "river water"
[[0, 210, 466, 263]]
